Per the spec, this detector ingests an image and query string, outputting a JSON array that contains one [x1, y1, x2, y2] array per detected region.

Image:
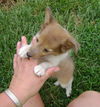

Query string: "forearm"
[[0, 92, 16, 107]]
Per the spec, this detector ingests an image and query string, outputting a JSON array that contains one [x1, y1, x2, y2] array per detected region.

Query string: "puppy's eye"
[[43, 48, 49, 52], [36, 38, 39, 42]]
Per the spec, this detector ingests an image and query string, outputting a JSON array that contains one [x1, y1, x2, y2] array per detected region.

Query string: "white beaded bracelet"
[[5, 89, 22, 107]]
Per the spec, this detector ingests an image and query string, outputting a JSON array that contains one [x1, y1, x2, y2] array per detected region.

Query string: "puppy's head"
[[27, 8, 80, 58]]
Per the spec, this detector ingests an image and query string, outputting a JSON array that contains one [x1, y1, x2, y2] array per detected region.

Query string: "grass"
[[0, 0, 100, 106]]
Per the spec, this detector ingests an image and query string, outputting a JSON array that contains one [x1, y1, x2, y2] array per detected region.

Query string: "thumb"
[[42, 67, 60, 80]]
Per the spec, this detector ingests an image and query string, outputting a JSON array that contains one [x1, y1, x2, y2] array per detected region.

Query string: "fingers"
[[16, 41, 21, 54], [21, 36, 27, 46], [13, 54, 22, 74], [13, 54, 22, 73], [41, 67, 60, 80], [16, 36, 27, 54], [17, 54, 22, 66]]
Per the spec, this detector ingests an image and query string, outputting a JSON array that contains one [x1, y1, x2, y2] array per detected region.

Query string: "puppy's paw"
[[34, 65, 46, 76], [18, 45, 30, 58], [60, 83, 72, 97], [66, 85, 72, 97], [66, 89, 72, 97], [54, 81, 60, 86]]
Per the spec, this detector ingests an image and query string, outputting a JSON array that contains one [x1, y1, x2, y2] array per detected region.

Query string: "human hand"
[[9, 36, 59, 104]]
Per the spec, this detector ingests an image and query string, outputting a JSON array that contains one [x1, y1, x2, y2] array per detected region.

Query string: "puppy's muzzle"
[[27, 52, 32, 58]]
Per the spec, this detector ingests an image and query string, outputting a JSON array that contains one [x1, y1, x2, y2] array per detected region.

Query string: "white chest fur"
[[34, 52, 69, 76], [45, 52, 69, 66]]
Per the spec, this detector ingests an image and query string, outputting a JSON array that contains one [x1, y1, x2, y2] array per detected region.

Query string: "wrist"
[[5, 89, 22, 107], [9, 86, 30, 105]]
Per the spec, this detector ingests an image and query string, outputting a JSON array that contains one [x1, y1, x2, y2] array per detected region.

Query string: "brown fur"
[[52, 56, 74, 85]]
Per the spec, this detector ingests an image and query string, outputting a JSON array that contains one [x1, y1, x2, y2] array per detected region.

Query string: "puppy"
[[18, 8, 80, 97]]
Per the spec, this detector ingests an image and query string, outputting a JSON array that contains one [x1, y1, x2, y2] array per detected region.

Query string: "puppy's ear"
[[61, 37, 80, 54], [44, 7, 55, 24], [41, 7, 56, 30]]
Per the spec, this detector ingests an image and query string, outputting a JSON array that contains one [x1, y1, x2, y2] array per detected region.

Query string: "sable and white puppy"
[[18, 8, 80, 97]]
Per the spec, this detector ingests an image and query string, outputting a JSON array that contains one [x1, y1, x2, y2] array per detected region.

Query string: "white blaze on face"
[[31, 32, 40, 45]]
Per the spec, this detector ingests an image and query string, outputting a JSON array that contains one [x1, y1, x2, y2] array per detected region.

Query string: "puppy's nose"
[[27, 52, 32, 58]]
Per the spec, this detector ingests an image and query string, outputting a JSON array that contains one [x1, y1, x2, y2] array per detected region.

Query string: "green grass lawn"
[[0, 0, 100, 106]]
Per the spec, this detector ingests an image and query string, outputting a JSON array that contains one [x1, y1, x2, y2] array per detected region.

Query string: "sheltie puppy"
[[18, 8, 80, 97]]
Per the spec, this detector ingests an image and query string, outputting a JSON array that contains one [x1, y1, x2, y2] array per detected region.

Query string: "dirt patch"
[[0, 0, 16, 8], [0, 0, 17, 3], [0, 0, 25, 9]]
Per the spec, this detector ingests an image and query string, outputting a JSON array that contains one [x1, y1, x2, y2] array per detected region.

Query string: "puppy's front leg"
[[34, 62, 53, 76]]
